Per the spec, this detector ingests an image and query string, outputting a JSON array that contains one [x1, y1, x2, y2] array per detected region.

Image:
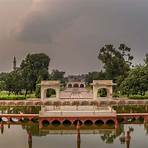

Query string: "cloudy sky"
[[0, 0, 148, 74]]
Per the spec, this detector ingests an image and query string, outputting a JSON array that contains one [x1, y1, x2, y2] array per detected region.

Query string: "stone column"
[[56, 87, 60, 99], [41, 87, 45, 100], [93, 86, 98, 100], [108, 86, 113, 98]]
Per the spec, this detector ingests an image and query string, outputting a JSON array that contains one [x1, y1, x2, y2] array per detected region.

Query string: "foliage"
[[98, 88, 107, 97], [120, 66, 148, 96], [20, 53, 50, 94], [0, 53, 50, 97], [98, 44, 133, 81], [113, 105, 148, 113], [0, 94, 26, 100], [128, 95, 148, 100], [85, 71, 106, 84], [49, 69, 65, 85]]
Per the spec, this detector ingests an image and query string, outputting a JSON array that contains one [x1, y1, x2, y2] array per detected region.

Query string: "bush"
[[0, 95, 26, 100], [129, 95, 148, 100]]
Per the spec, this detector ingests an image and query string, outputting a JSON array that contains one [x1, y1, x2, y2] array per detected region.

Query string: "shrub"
[[129, 95, 148, 100]]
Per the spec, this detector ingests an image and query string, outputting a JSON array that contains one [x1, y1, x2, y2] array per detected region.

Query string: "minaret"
[[13, 56, 16, 71]]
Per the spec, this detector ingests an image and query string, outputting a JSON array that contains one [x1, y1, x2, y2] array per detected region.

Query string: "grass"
[[128, 95, 148, 100], [0, 91, 36, 100]]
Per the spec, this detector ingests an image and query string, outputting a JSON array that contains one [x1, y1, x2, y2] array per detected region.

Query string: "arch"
[[51, 120, 61, 126], [1, 117, 9, 122], [84, 120, 93, 126], [93, 80, 115, 99], [41, 81, 60, 100], [45, 88, 56, 98], [10, 118, 19, 122], [97, 88, 108, 97], [80, 84, 84, 88], [73, 120, 83, 126], [73, 83, 79, 88], [68, 84, 72, 88], [106, 120, 115, 125], [42, 120, 50, 127], [63, 120, 72, 126], [95, 120, 104, 126]]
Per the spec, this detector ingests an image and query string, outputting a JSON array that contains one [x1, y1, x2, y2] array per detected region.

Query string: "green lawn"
[[0, 91, 36, 100]]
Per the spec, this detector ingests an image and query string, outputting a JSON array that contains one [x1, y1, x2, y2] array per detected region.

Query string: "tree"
[[20, 53, 50, 94], [144, 53, 148, 66], [49, 69, 65, 85], [2, 70, 23, 95], [120, 66, 148, 96], [0, 73, 7, 91], [98, 44, 133, 81], [85, 71, 106, 84]]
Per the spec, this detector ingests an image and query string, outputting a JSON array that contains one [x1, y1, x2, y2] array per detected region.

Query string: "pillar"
[[115, 118, 119, 129], [93, 86, 98, 100], [56, 87, 60, 99], [108, 86, 113, 98], [41, 87, 45, 100]]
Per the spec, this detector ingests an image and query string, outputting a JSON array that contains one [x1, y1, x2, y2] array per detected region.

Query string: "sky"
[[0, 0, 148, 75]]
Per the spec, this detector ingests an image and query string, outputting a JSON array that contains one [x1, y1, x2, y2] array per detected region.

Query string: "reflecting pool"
[[0, 124, 148, 148]]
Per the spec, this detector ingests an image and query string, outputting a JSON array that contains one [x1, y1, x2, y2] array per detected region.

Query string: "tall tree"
[[144, 53, 148, 66], [98, 44, 133, 81], [50, 69, 65, 84], [20, 53, 50, 94], [120, 66, 148, 96], [85, 71, 106, 84]]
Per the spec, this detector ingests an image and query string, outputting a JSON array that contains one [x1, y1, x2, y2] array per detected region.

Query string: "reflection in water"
[[77, 121, 81, 148], [0, 123, 148, 148], [77, 129, 81, 148], [126, 131, 131, 148], [0, 123, 4, 134], [119, 127, 134, 148], [28, 132, 32, 148]]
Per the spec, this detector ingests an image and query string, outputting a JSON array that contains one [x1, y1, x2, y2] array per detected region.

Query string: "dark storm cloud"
[[1, 0, 148, 74], [14, 0, 92, 43], [14, 0, 148, 50]]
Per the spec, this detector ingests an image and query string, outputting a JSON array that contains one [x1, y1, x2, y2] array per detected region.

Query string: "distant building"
[[67, 75, 86, 82]]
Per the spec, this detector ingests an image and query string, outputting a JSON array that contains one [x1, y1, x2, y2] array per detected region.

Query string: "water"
[[0, 124, 148, 148]]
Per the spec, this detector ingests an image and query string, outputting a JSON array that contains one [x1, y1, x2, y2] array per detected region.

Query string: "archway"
[[95, 120, 104, 126], [92, 80, 115, 99], [42, 120, 50, 127], [97, 88, 108, 97], [80, 84, 84, 88], [73, 120, 83, 126], [41, 81, 60, 100], [68, 84, 72, 88], [46, 88, 56, 98], [51, 120, 61, 126], [106, 120, 115, 125], [63, 120, 72, 126], [84, 120, 93, 126], [73, 83, 79, 88]]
